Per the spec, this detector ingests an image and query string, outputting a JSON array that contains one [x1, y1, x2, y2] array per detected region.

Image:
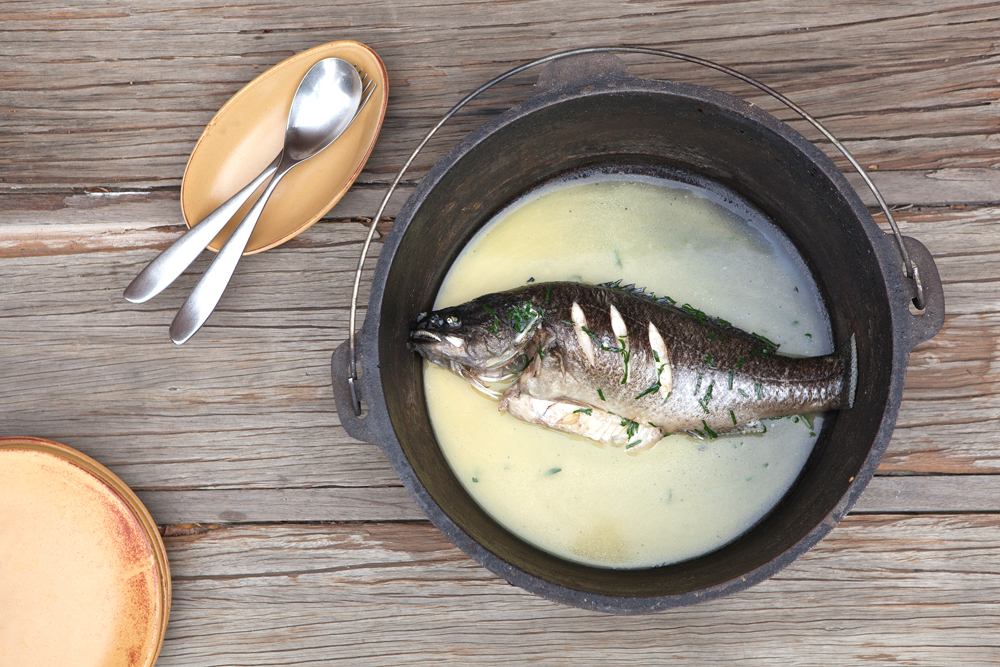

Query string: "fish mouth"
[[409, 329, 442, 344]]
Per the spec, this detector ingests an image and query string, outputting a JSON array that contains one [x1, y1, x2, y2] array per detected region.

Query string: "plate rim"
[[0, 436, 171, 667]]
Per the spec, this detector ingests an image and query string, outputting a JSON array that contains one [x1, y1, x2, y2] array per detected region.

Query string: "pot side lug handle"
[[899, 235, 945, 350], [331, 340, 377, 445]]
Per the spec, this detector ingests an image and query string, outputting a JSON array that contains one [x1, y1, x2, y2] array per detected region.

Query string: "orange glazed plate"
[[0, 437, 170, 667], [181, 40, 388, 254]]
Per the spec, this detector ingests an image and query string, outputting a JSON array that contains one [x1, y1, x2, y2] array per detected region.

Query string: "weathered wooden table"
[[3, 2, 999, 664]]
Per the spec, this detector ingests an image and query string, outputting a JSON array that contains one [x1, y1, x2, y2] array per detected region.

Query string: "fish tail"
[[839, 334, 858, 409]]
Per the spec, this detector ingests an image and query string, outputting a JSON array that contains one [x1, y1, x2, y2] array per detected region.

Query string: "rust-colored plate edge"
[[0, 436, 171, 667], [180, 40, 389, 254]]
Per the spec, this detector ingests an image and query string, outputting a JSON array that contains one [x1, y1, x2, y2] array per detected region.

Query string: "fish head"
[[409, 292, 544, 376]]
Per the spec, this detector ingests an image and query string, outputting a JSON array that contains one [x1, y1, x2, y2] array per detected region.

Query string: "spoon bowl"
[[284, 59, 363, 162]]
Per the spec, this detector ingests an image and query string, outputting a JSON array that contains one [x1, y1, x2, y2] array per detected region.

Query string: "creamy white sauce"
[[424, 173, 832, 569]]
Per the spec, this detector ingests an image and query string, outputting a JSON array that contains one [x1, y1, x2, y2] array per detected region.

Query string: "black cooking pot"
[[331, 53, 944, 613]]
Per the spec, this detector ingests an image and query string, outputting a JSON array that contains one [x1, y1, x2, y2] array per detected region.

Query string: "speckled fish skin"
[[410, 281, 855, 447]]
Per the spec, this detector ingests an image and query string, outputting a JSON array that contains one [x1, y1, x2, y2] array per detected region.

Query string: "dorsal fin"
[[598, 280, 677, 309]]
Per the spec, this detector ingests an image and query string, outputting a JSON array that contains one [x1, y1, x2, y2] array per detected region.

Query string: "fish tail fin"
[[839, 334, 858, 409]]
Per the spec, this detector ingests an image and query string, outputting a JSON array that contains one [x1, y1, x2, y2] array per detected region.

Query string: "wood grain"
[[2, 0, 999, 193], [2, 2, 999, 664], [154, 518, 1000, 666]]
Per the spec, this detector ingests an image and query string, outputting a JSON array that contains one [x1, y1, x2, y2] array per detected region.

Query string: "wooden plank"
[[0, 184, 409, 256], [851, 475, 1000, 513], [140, 487, 425, 523], [154, 517, 1000, 666], [2, 0, 999, 190], [136, 475, 1000, 524], [3, 168, 1000, 259]]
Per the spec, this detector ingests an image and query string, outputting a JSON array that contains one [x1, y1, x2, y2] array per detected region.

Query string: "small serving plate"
[[0, 437, 170, 667], [181, 41, 388, 254]]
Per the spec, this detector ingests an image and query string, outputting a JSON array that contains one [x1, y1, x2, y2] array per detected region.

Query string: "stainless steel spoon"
[[123, 58, 371, 308], [165, 58, 364, 344]]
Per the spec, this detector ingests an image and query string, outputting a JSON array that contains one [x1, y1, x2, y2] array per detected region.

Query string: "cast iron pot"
[[331, 53, 945, 613]]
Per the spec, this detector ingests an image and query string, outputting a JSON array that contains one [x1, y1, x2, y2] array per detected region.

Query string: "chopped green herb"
[[694, 374, 703, 395], [730, 409, 737, 426], [752, 332, 779, 348], [716, 318, 732, 327], [681, 303, 707, 324], [701, 420, 718, 439], [805, 333, 813, 339], [692, 429, 706, 439], [573, 408, 593, 416], [620, 417, 640, 439], [707, 332, 716, 341], [727, 368, 735, 390], [544, 467, 562, 476], [545, 284, 552, 303], [738, 389, 749, 398], [800, 414, 814, 431], [705, 353, 716, 368], [626, 440, 642, 450], [597, 388, 606, 401], [735, 356, 746, 369], [618, 339, 631, 384], [755, 381, 764, 399], [472, 477, 479, 483], [652, 350, 660, 362], [614, 251, 623, 268], [648, 422, 657, 427], [698, 383, 715, 414], [663, 391, 672, 403], [792, 320, 799, 325], [482, 305, 499, 334], [635, 380, 661, 400], [507, 301, 543, 333]]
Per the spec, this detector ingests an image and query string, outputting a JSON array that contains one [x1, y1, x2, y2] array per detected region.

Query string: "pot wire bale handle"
[[346, 46, 924, 416]]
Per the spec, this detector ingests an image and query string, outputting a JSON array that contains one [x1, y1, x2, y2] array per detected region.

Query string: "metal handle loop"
[[346, 46, 923, 415]]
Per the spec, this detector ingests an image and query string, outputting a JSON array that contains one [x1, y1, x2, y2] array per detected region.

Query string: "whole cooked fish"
[[410, 281, 856, 450]]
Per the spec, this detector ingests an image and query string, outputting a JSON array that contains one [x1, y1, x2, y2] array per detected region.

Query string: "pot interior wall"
[[378, 88, 892, 599]]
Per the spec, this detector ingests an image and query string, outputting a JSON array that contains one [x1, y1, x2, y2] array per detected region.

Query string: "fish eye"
[[446, 315, 460, 327]]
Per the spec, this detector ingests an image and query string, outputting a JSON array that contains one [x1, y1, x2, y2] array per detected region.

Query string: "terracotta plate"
[[181, 40, 388, 254], [0, 437, 170, 667]]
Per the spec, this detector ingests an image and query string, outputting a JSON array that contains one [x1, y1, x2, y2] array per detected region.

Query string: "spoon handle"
[[169, 160, 293, 345], [123, 155, 281, 304]]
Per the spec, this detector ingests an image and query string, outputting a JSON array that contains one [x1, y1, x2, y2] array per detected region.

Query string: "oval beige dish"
[[0, 437, 170, 667], [181, 41, 388, 254]]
